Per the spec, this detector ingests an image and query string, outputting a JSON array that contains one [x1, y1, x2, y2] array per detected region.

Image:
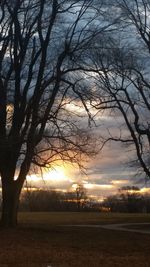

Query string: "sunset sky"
[[2, 0, 149, 201], [26, 117, 150, 200], [23, 99, 149, 199]]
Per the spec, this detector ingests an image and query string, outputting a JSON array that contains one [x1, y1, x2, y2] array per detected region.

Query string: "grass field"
[[18, 211, 150, 226], [1, 212, 150, 267]]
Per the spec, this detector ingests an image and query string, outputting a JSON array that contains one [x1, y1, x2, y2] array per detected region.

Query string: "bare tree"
[[21, 188, 62, 211], [89, 0, 150, 180], [0, 0, 111, 227], [103, 186, 143, 213], [75, 183, 87, 211]]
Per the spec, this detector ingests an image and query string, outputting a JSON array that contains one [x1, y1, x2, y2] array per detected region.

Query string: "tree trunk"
[[0, 181, 22, 228]]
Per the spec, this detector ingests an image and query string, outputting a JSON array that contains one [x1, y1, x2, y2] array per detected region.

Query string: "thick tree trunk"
[[0, 181, 22, 228]]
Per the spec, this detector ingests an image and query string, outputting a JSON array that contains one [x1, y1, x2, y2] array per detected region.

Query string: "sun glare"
[[43, 168, 68, 182], [26, 166, 72, 184]]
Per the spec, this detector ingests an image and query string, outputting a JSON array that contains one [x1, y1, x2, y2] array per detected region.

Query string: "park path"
[[99, 223, 150, 234], [63, 223, 150, 234]]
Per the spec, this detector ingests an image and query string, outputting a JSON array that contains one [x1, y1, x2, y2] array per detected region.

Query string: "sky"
[[26, 143, 150, 200], [26, 112, 150, 200], [24, 74, 149, 200], [2, 0, 149, 200]]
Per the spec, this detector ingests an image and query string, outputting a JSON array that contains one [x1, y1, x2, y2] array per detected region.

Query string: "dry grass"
[[18, 211, 150, 226], [0, 212, 150, 267]]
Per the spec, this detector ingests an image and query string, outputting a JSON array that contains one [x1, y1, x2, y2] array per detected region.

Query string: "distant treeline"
[[0, 185, 149, 213], [19, 186, 150, 213], [101, 186, 150, 213], [17, 188, 100, 212]]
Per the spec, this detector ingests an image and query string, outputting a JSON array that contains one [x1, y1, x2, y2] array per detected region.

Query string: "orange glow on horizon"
[[140, 187, 150, 194]]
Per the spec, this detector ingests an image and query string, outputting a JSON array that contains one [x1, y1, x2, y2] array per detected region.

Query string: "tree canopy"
[[0, 0, 110, 226], [89, 0, 150, 179]]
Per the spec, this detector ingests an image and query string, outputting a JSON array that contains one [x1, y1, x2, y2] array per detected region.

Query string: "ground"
[[0, 212, 150, 267]]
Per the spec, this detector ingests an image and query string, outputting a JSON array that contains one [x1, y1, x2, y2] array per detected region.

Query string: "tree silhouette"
[[0, 0, 109, 227], [75, 183, 87, 211], [90, 0, 150, 179]]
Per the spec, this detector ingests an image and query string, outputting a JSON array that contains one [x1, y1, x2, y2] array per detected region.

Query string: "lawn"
[[0, 212, 150, 267], [18, 211, 150, 225]]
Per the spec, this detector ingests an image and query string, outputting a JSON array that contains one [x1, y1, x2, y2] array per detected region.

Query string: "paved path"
[[63, 223, 150, 234], [99, 223, 150, 234]]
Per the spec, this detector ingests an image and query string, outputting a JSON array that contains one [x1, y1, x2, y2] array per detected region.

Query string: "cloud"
[[25, 111, 144, 198]]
